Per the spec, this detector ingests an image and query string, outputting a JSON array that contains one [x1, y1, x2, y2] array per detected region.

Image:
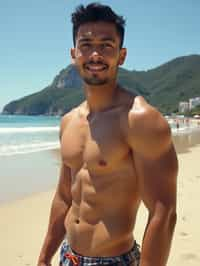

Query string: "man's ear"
[[118, 48, 127, 66], [71, 48, 76, 64]]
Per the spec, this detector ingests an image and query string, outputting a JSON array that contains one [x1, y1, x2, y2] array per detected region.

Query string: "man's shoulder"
[[128, 96, 166, 126], [59, 104, 82, 139], [127, 96, 172, 157], [61, 109, 75, 127], [60, 101, 86, 126]]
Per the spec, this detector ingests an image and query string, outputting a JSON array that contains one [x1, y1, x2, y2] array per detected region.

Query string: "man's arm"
[[128, 97, 178, 266], [38, 115, 72, 266], [37, 163, 72, 266]]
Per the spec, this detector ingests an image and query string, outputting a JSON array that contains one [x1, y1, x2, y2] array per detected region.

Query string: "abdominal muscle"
[[64, 167, 140, 257]]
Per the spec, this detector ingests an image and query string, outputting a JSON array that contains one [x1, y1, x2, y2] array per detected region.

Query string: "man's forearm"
[[139, 209, 177, 266], [38, 194, 71, 265]]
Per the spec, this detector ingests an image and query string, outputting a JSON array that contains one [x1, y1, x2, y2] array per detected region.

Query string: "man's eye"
[[102, 43, 113, 48], [81, 43, 90, 48]]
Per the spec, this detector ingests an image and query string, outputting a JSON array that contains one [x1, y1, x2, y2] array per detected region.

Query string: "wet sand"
[[0, 130, 200, 265], [0, 149, 61, 204]]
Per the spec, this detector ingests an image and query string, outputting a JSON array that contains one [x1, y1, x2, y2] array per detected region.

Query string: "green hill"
[[2, 54, 200, 115], [132, 54, 200, 113]]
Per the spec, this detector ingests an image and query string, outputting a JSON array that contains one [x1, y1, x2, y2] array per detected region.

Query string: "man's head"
[[71, 2, 126, 49], [70, 3, 127, 86]]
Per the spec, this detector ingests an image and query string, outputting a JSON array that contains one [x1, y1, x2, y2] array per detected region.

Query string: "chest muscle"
[[61, 115, 129, 172]]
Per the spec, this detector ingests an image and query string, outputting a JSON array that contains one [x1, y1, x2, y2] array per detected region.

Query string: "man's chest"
[[60, 112, 129, 171]]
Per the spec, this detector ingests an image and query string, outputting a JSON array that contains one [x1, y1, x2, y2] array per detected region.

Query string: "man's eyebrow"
[[100, 37, 115, 43], [79, 38, 92, 42], [78, 37, 115, 43]]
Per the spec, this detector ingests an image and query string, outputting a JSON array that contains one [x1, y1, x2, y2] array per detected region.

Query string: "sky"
[[0, 0, 200, 112]]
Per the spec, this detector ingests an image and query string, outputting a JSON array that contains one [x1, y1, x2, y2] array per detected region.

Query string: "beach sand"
[[0, 150, 60, 204], [0, 132, 200, 266]]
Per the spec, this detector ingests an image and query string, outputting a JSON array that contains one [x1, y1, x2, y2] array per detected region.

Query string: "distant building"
[[189, 97, 200, 110], [179, 97, 200, 112], [179, 101, 189, 113]]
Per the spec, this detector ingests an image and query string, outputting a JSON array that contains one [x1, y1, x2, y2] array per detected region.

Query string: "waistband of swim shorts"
[[60, 241, 140, 265]]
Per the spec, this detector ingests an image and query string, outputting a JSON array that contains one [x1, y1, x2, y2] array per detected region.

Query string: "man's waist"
[[65, 228, 135, 257], [60, 240, 141, 265]]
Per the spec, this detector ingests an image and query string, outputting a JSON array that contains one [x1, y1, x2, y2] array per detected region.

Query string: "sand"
[[0, 133, 200, 266], [0, 150, 60, 204]]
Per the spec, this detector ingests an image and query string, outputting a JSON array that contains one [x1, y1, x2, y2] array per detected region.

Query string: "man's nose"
[[89, 48, 103, 60]]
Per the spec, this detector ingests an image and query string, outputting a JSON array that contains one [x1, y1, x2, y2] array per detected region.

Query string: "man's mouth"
[[84, 63, 108, 72]]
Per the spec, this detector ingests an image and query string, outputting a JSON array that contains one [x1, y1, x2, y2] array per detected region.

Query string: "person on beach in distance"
[[38, 3, 178, 266]]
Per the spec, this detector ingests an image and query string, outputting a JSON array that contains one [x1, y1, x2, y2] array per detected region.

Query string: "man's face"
[[71, 22, 126, 86]]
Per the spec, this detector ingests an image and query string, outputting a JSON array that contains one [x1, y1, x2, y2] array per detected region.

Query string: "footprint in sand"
[[180, 231, 188, 237], [182, 216, 186, 221], [181, 253, 198, 261]]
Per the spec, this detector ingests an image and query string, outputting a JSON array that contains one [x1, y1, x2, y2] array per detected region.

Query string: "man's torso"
[[60, 89, 141, 256]]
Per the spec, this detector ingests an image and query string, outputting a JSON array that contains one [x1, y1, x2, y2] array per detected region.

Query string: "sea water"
[[0, 115, 60, 156], [167, 117, 200, 135]]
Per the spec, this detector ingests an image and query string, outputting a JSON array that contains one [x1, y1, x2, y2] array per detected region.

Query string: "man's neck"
[[84, 82, 119, 113]]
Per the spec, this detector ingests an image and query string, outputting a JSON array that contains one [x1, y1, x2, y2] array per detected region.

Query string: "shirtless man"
[[38, 3, 177, 266]]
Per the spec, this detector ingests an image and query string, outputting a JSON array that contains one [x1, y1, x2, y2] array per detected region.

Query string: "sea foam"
[[0, 141, 60, 156], [0, 126, 59, 134]]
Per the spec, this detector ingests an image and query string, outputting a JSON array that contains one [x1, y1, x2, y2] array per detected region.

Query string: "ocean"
[[167, 117, 200, 135], [0, 115, 61, 203], [0, 115, 61, 156]]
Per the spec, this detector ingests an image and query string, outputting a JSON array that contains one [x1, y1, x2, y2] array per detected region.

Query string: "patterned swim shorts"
[[59, 241, 140, 266]]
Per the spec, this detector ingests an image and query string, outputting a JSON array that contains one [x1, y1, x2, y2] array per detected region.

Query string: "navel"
[[98, 159, 107, 167], [75, 219, 80, 224]]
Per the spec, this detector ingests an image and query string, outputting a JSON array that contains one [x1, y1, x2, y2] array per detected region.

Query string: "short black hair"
[[71, 2, 126, 48]]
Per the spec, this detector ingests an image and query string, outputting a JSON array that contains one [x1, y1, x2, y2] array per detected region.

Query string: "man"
[[38, 3, 177, 266]]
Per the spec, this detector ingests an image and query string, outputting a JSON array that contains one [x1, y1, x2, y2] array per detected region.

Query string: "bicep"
[[134, 144, 178, 214]]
